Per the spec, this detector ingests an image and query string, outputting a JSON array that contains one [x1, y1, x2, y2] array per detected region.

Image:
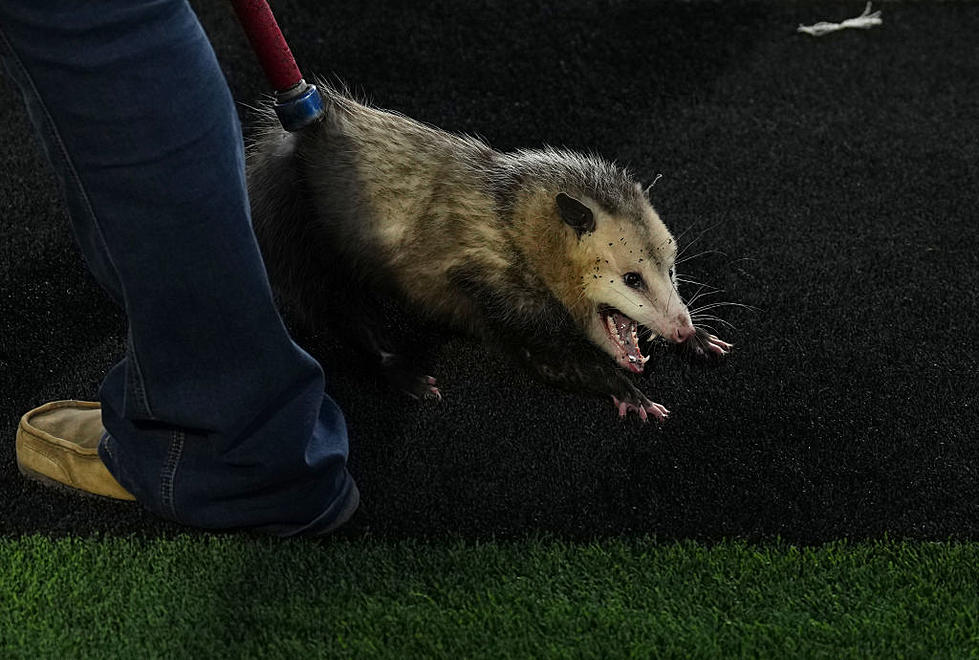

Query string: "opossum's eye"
[[624, 272, 645, 289], [668, 267, 675, 280]]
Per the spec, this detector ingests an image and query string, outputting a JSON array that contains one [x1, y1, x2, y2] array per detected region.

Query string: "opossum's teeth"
[[605, 314, 618, 338], [601, 307, 647, 374], [614, 313, 631, 340]]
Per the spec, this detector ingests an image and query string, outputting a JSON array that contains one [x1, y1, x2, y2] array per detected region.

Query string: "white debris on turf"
[[797, 2, 883, 37]]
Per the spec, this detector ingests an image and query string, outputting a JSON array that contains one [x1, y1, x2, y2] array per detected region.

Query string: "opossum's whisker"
[[690, 313, 737, 331], [684, 287, 722, 309], [675, 249, 729, 266], [675, 277, 719, 290], [673, 234, 702, 260], [680, 281, 708, 307], [672, 220, 700, 247], [689, 301, 758, 313], [691, 321, 721, 335], [674, 221, 723, 260], [679, 274, 722, 305], [690, 311, 728, 323], [689, 301, 760, 314]]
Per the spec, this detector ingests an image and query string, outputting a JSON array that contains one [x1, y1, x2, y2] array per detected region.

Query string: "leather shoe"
[[16, 400, 135, 500]]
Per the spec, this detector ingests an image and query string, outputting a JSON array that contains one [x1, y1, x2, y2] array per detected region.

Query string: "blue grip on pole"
[[274, 82, 324, 132]]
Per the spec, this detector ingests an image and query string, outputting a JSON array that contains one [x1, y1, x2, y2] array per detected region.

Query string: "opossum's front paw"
[[611, 393, 669, 422], [684, 328, 733, 358], [703, 333, 732, 356]]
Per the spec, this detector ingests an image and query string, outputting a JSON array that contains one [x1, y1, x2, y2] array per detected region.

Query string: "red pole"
[[229, 0, 303, 93], [229, 0, 323, 130]]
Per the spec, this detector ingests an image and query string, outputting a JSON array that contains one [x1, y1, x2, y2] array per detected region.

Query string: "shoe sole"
[[17, 462, 129, 502]]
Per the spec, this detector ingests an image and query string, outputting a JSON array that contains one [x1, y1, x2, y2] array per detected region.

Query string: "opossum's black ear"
[[556, 193, 595, 237]]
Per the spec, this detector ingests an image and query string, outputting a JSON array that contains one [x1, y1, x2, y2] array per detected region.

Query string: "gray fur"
[[247, 82, 674, 407]]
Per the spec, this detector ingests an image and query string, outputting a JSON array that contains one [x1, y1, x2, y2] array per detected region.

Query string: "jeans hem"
[[279, 474, 360, 538]]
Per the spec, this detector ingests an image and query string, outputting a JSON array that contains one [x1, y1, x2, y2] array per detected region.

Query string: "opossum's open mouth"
[[598, 305, 649, 374]]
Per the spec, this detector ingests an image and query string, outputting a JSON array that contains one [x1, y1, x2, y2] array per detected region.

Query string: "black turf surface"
[[1, 1, 977, 542]]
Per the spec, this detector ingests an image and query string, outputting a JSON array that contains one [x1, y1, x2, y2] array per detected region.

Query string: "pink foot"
[[405, 375, 442, 402], [424, 376, 442, 402], [611, 395, 669, 422], [705, 334, 733, 356]]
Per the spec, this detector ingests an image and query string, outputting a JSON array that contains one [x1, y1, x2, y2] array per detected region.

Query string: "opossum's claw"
[[705, 333, 733, 355], [611, 395, 668, 423], [682, 328, 733, 360], [395, 372, 442, 402], [646, 401, 669, 420], [419, 375, 442, 402]]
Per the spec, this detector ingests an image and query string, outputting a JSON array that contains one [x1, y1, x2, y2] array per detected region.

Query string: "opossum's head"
[[556, 186, 694, 374]]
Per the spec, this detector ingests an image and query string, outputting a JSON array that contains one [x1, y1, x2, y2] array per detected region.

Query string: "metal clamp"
[[274, 80, 324, 132]]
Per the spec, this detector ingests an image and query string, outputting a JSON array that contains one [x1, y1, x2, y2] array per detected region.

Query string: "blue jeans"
[[0, 0, 358, 535]]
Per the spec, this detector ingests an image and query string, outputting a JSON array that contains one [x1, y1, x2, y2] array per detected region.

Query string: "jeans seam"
[[100, 432, 114, 460], [127, 329, 155, 419], [160, 429, 184, 521], [0, 25, 154, 418]]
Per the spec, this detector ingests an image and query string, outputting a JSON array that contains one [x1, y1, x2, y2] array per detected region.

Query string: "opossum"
[[247, 83, 731, 421]]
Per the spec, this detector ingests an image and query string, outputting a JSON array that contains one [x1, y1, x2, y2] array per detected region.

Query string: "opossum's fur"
[[247, 82, 698, 410]]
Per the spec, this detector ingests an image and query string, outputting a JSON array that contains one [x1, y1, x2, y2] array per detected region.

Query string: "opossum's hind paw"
[[377, 352, 442, 401], [391, 372, 442, 402], [611, 394, 669, 423], [421, 376, 443, 402]]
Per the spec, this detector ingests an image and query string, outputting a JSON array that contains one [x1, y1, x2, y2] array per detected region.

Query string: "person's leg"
[[0, 0, 357, 534]]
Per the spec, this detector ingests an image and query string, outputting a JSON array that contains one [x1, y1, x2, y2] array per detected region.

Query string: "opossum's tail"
[[246, 117, 329, 330]]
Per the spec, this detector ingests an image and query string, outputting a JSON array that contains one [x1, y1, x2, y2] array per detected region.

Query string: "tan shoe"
[[16, 400, 135, 501]]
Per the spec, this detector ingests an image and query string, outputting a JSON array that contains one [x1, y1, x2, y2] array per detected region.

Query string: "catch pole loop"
[[229, 0, 323, 131]]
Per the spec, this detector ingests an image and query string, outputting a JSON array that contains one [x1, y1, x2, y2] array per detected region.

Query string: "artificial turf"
[[3, 0, 978, 542], [2, 536, 978, 658]]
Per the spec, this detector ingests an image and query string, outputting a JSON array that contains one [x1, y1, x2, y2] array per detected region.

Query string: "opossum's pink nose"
[[672, 310, 695, 342], [673, 325, 696, 342]]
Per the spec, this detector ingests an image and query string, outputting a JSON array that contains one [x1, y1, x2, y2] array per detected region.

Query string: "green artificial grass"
[[2, 536, 977, 658]]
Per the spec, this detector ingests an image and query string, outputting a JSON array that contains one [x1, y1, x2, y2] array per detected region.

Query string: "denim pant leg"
[[0, 0, 357, 535]]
